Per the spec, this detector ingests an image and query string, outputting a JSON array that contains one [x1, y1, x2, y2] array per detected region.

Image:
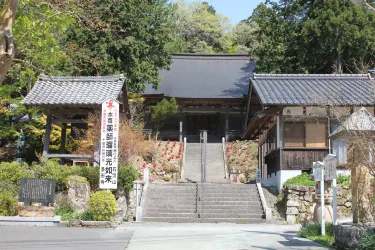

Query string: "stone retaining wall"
[[284, 184, 352, 224], [334, 223, 375, 249]]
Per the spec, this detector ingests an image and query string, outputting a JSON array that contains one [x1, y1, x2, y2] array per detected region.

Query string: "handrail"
[[222, 137, 229, 179], [195, 183, 198, 215], [134, 180, 145, 222], [256, 182, 272, 223], [180, 137, 187, 181]]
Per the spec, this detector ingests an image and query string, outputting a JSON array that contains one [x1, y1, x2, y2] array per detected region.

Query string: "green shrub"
[[32, 160, 74, 189], [88, 191, 118, 221], [118, 165, 139, 193], [0, 162, 32, 185], [0, 180, 18, 195], [283, 173, 315, 187], [67, 175, 88, 184], [79, 210, 94, 221], [337, 174, 351, 187], [361, 229, 375, 250], [73, 166, 100, 191], [0, 192, 17, 216]]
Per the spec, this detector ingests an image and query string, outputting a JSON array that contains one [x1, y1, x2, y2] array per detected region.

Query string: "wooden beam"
[[46, 154, 92, 159], [52, 109, 90, 115], [52, 119, 86, 124], [43, 113, 53, 157]]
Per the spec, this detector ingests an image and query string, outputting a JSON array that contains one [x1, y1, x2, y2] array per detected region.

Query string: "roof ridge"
[[253, 73, 371, 80], [39, 75, 125, 82], [172, 53, 250, 60]]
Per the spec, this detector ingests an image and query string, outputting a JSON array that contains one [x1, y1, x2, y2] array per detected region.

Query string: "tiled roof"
[[144, 54, 253, 99], [21, 76, 125, 106], [252, 74, 375, 106]]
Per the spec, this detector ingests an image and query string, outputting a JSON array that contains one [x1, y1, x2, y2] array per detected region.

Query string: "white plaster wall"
[[278, 170, 302, 193], [332, 107, 350, 117], [306, 107, 327, 117], [283, 107, 303, 116], [261, 170, 302, 193], [261, 172, 277, 187]]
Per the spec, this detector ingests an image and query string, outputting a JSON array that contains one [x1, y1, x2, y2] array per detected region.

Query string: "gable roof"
[[330, 107, 375, 140], [252, 74, 375, 106], [21, 76, 125, 107], [143, 54, 254, 99]]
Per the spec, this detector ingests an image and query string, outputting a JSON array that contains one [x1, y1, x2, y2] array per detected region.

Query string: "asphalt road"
[[0, 226, 134, 250], [121, 223, 329, 250], [0, 223, 329, 250]]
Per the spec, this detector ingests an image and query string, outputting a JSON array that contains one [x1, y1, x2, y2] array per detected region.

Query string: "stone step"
[[144, 207, 264, 214], [143, 213, 198, 218], [142, 217, 266, 223], [199, 197, 260, 202], [199, 213, 264, 219], [144, 204, 197, 210], [198, 201, 261, 206]]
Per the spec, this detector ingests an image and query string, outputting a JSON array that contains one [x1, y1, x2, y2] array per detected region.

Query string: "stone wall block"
[[67, 177, 90, 212], [287, 200, 299, 207], [304, 192, 313, 202], [286, 207, 299, 215], [17, 206, 55, 217], [334, 224, 375, 249], [115, 196, 128, 222]]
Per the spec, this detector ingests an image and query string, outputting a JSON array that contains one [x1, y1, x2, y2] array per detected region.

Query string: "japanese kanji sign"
[[313, 161, 324, 182], [100, 99, 119, 189], [324, 154, 337, 181]]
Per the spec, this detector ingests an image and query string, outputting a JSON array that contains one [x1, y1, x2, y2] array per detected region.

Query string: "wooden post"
[[59, 123, 67, 153], [352, 164, 358, 223], [43, 113, 53, 157], [225, 107, 229, 142]]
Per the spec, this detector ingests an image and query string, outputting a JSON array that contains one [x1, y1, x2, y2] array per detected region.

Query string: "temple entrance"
[[185, 114, 223, 142]]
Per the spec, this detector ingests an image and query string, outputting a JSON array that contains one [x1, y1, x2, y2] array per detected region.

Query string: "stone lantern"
[[330, 107, 375, 223]]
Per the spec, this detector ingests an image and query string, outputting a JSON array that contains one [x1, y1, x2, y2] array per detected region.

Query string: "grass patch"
[[55, 208, 94, 221], [283, 173, 315, 187], [297, 222, 334, 247]]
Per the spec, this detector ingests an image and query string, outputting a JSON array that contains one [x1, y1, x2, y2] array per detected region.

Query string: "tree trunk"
[[0, 0, 18, 85]]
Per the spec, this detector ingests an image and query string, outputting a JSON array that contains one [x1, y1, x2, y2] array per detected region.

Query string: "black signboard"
[[18, 178, 56, 206]]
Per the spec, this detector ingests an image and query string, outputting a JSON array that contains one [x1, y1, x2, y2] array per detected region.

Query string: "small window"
[[284, 122, 304, 147]]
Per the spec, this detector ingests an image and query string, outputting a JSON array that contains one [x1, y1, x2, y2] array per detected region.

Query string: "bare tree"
[[0, 0, 18, 84]]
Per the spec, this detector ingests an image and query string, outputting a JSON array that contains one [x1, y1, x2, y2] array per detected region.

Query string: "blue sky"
[[171, 0, 265, 25]]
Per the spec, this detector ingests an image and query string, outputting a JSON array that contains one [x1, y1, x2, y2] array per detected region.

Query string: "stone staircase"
[[142, 183, 265, 223], [183, 143, 226, 182]]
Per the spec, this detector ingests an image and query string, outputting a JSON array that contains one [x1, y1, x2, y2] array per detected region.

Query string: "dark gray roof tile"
[[252, 74, 375, 106], [21, 76, 125, 106], [144, 54, 254, 99]]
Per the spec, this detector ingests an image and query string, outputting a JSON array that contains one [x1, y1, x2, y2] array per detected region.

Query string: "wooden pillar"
[[59, 123, 67, 153], [225, 107, 229, 142], [43, 113, 53, 157], [352, 164, 358, 223]]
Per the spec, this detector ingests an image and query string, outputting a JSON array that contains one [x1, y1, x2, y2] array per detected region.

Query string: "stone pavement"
[[120, 222, 330, 250], [0, 226, 133, 250]]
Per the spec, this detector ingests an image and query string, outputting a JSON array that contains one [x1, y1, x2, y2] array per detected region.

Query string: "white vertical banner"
[[324, 154, 338, 225], [100, 99, 119, 189]]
